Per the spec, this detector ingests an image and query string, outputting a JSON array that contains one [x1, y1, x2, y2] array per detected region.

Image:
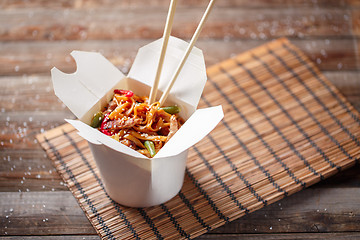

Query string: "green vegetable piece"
[[90, 112, 104, 128], [160, 106, 180, 114], [144, 140, 156, 158]]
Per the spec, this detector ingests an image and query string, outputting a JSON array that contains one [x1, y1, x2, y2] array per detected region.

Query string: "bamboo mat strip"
[[37, 38, 360, 240]]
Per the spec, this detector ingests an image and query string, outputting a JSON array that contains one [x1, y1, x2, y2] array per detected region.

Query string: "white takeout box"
[[51, 36, 223, 207]]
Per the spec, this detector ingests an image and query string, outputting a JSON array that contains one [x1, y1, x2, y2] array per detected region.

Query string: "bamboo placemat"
[[37, 38, 360, 240]]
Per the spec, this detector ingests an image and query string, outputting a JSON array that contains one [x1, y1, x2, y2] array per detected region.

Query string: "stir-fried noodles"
[[90, 89, 183, 157]]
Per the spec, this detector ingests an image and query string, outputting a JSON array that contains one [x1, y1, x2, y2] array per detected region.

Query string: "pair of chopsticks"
[[148, 0, 216, 106]]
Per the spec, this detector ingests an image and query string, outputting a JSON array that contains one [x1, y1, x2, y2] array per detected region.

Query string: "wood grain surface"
[[0, 0, 359, 239]]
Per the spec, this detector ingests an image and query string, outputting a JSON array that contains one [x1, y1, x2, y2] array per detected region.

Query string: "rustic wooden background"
[[1, 0, 360, 239]]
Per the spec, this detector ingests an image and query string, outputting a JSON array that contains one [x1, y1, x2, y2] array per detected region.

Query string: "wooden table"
[[1, 1, 360, 239]]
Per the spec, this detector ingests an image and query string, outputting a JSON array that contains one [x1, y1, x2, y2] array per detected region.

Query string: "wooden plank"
[[349, 0, 360, 7], [0, 150, 68, 192], [0, 113, 71, 150], [324, 71, 360, 96], [0, 0, 353, 9], [0, 174, 65, 192], [0, 75, 66, 112], [197, 233, 360, 240], [324, 71, 360, 111], [208, 188, 360, 234], [1, 232, 360, 240], [356, 39, 360, 70], [0, 237, 99, 240], [0, 188, 359, 235], [0, 8, 353, 42], [352, 9, 360, 35], [0, 38, 358, 76], [0, 192, 97, 235]]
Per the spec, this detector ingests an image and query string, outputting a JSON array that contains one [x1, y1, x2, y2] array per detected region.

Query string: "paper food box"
[[51, 36, 223, 207]]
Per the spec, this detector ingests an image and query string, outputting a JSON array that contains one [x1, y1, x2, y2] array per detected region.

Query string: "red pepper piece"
[[114, 89, 134, 97], [101, 129, 112, 136], [100, 113, 112, 136]]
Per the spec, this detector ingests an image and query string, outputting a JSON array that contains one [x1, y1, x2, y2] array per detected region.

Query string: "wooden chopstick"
[[148, 0, 178, 104], [159, 0, 216, 106]]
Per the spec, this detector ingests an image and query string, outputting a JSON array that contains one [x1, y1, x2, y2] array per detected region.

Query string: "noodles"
[[91, 89, 184, 157]]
